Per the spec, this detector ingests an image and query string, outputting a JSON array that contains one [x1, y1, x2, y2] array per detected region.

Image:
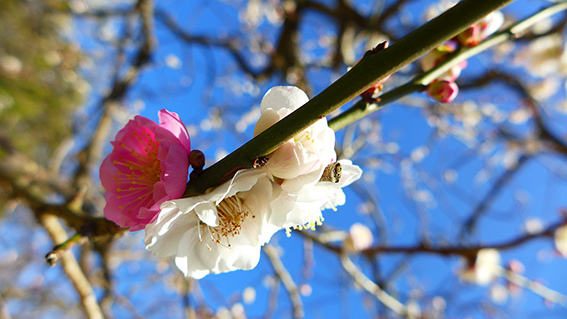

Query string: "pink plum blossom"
[[100, 109, 191, 231], [426, 80, 459, 103]]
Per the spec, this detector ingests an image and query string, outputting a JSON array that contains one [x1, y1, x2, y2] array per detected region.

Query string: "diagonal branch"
[[184, 0, 517, 196], [340, 254, 410, 317], [460, 154, 531, 239]]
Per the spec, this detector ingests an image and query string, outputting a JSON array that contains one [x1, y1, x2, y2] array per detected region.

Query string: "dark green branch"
[[184, 0, 517, 196], [329, 0, 567, 131]]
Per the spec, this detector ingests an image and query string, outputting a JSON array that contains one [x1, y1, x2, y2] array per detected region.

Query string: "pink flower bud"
[[189, 150, 205, 170], [456, 11, 504, 47], [420, 42, 466, 81], [426, 80, 459, 103], [457, 25, 482, 47], [361, 41, 391, 100]]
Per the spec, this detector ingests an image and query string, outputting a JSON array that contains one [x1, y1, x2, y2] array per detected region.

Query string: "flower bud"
[[189, 149, 205, 170], [360, 41, 391, 100], [426, 80, 459, 103], [456, 11, 504, 47], [420, 42, 467, 81], [343, 223, 373, 252]]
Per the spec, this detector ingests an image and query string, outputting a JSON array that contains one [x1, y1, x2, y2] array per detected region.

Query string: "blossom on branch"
[[460, 248, 502, 285], [277, 160, 363, 235], [420, 42, 467, 81], [144, 169, 287, 279], [100, 109, 191, 231], [254, 86, 337, 194], [144, 86, 362, 278], [456, 11, 505, 47], [426, 80, 459, 103]]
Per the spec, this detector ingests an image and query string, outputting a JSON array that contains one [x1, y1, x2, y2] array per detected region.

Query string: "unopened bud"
[[456, 11, 504, 47], [426, 80, 459, 103], [343, 223, 373, 252], [360, 41, 392, 100], [189, 150, 205, 170], [420, 42, 466, 81], [457, 25, 481, 47]]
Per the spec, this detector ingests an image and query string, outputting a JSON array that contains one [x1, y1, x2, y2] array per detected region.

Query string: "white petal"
[[145, 210, 199, 258], [259, 86, 309, 113], [194, 202, 219, 226], [253, 109, 282, 137], [281, 167, 324, 194]]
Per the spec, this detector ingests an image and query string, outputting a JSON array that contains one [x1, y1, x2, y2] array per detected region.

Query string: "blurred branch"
[[182, 277, 196, 319], [0, 294, 10, 319], [461, 70, 567, 157], [74, 0, 155, 188], [460, 154, 531, 240], [39, 214, 104, 319], [185, 0, 516, 196], [264, 276, 281, 319], [154, 9, 267, 79], [300, 218, 567, 259], [263, 244, 304, 319], [340, 253, 410, 317], [499, 266, 567, 306], [0, 149, 123, 239]]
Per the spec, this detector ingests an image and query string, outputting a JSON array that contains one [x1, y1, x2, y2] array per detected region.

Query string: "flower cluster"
[[421, 11, 504, 103], [100, 87, 362, 279]]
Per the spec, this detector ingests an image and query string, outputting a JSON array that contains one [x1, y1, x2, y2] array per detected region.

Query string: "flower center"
[[294, 129, 313, 145], [203, 195, 254, 248], [112, 129, 161, 214]]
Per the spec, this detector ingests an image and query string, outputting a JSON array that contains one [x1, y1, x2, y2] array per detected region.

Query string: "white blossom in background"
[[514, 34, 566, 78], [554, 225, 567, 257], [254, 86, 337, 194], [460, 248, 502, 285], [344, 223, 374, 252]]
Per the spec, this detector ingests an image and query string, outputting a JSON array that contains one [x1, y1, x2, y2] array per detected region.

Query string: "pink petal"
[[159, 109, 191, 152]]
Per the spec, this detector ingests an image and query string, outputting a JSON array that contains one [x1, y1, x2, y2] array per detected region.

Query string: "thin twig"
[[499, 266, 567, 306], [39, 214, 103, 319], [263, 244, 304, 319], [45, 233, 87, 266], [340, 253, 410, 317]]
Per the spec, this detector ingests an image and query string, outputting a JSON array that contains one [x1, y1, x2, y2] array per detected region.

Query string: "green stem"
[[329, 0, 567, 131], [184, 0, 516, 196], [45, 233, 85, 266]]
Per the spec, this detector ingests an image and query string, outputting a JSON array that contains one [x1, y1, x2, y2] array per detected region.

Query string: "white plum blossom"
[[479, 11, 505, 40], [145, 169, 287, 279], [274, 160, 363, 234], [254, 86, 337, 194], [460, 248, 502, 285]]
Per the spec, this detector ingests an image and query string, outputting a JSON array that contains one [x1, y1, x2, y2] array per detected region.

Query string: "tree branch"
[[185, 0, 517, 196]]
